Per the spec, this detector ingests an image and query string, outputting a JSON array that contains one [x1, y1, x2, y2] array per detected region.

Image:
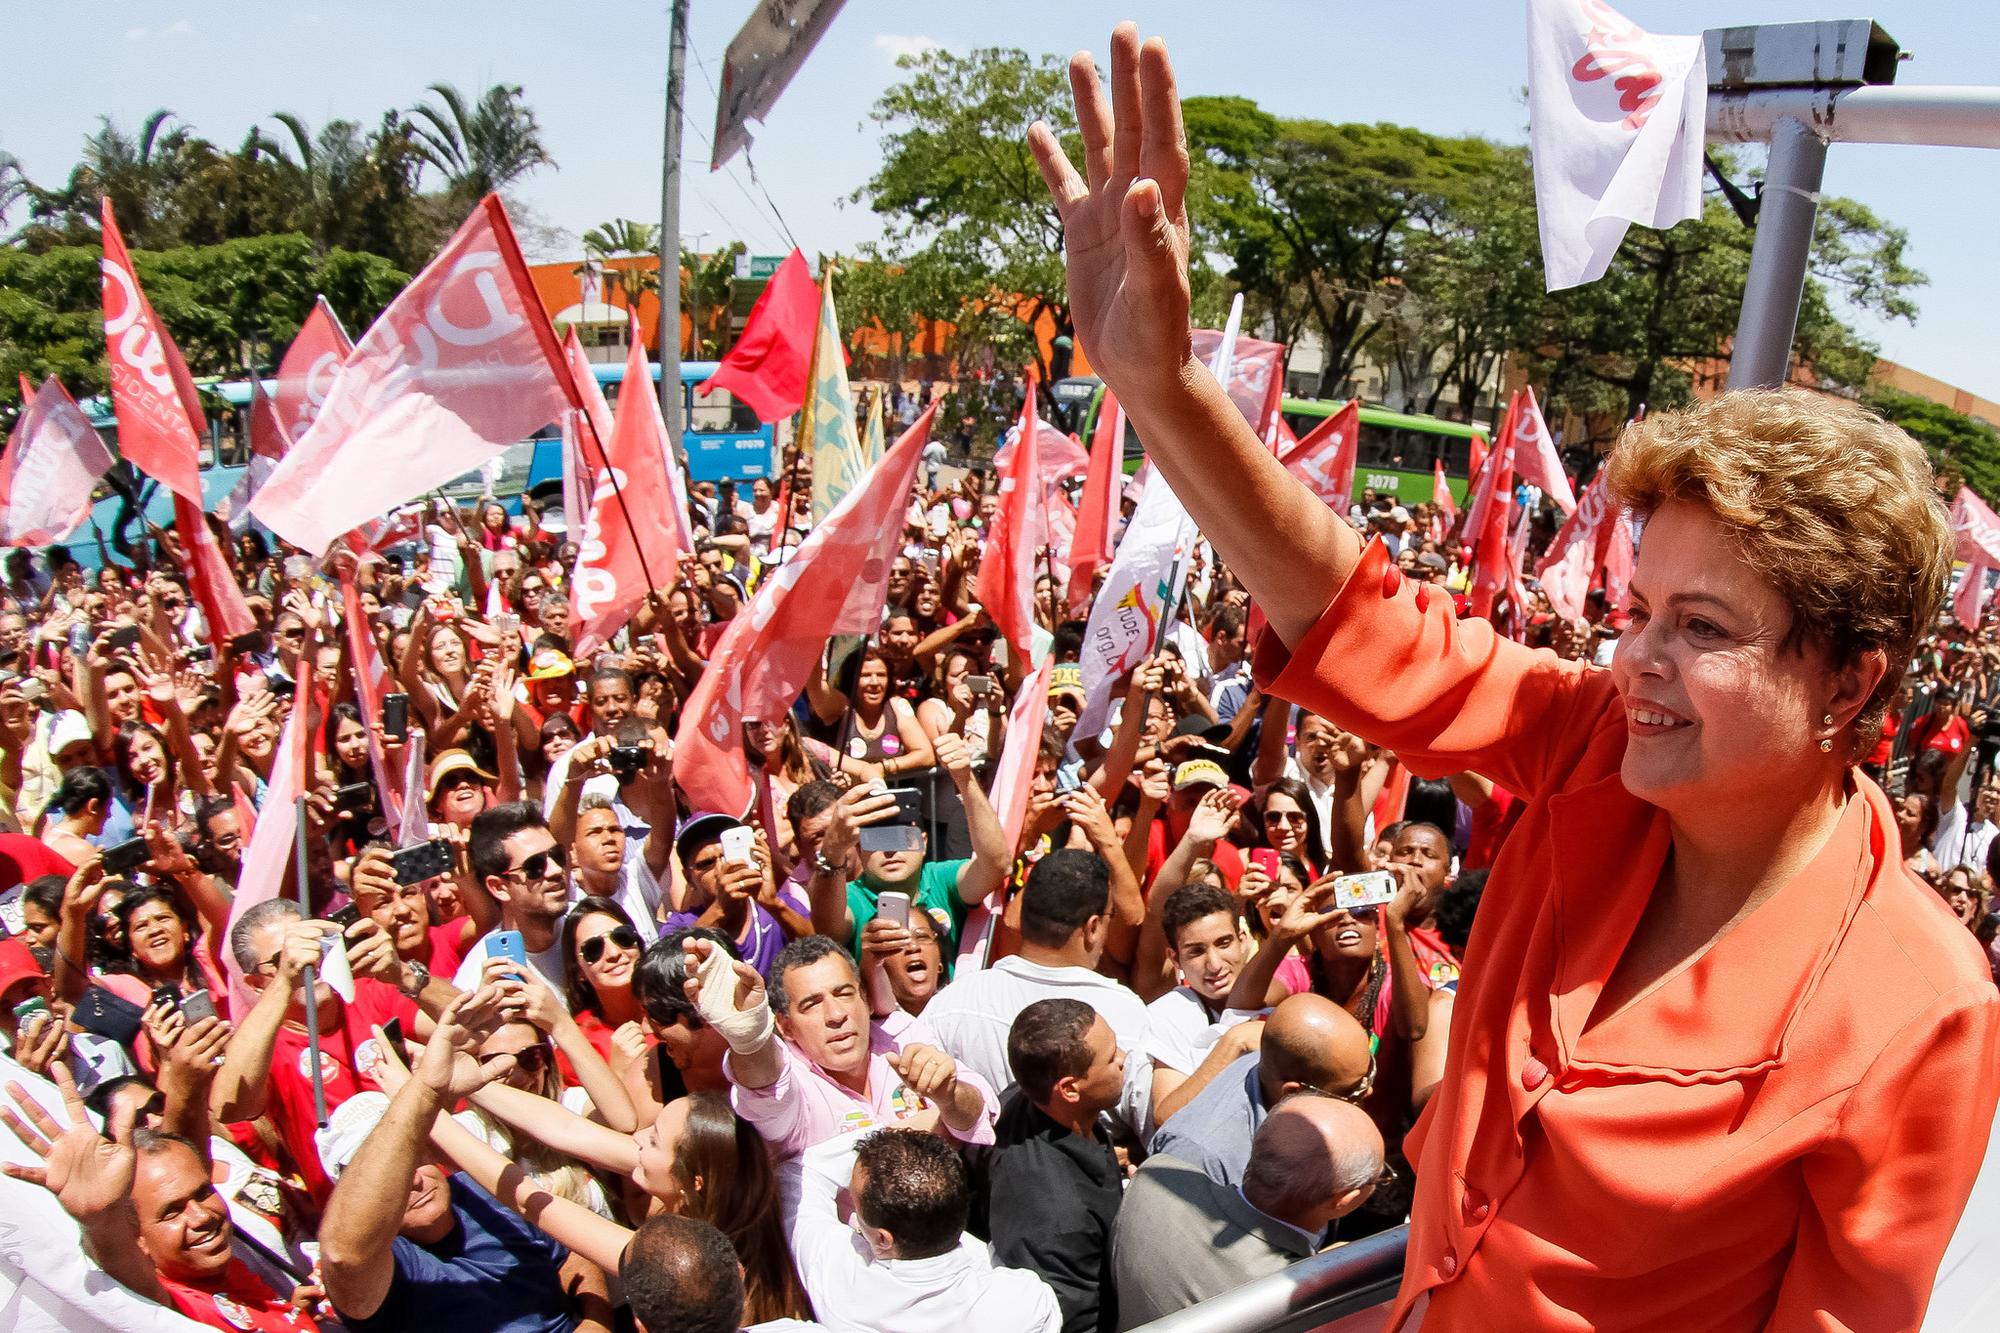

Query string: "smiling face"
[[1313, 905, 1380, 964], [588, 676, 633, 734], [776, 953, 871, 1078], [358, 873, 432, 958], [631, 1098, 692, 1211], [492, 826, 570, 924], [103, 669, 141, 724], [881, 616, 920, 662], [133, 1142, 234, 1282], [572, 910, 639, 997], [1610, 502, 1858, 819], [125, 898, 188, 976], [334, 715, 369, 772], [126, 729, 168, 788], [855, 656, 889, 709], [428, 627, 466, 676], [1262, 793, 1308, 857], [1171, 910, 1251, 1004]]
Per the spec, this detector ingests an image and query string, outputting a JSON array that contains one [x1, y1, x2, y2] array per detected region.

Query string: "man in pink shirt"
[[683, 934, 995, 1159]]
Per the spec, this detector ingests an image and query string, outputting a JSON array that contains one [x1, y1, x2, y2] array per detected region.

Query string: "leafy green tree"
[[1864, 385, 2000, 503], [682, 243, 743, 359], [581, 218, 661, 316], [407, 83, 555, 209], [856, 46, 1081, 384]]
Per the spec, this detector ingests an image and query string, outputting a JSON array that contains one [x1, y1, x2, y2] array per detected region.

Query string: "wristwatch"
[[398, 959, 430, 998], [812, 849, 839, 877]]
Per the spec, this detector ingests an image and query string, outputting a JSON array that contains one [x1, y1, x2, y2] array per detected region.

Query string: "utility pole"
[[657, 0, 689, 462]]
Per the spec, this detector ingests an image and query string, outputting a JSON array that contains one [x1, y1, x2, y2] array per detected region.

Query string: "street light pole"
[[657, 0, 690, 464]]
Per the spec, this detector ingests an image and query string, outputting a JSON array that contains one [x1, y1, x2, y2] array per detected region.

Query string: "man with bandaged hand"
[[682, 933, 997, 1158]]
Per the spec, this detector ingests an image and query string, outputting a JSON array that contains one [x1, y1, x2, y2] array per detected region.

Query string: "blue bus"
[[64, 359, 774, 565]]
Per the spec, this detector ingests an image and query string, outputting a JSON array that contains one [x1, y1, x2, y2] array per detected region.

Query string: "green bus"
[[1057, 377, 1484, 505]]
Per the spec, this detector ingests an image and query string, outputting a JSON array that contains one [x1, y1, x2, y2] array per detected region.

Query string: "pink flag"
[[1271, 414, 1300, 456], [223, 681, 314, 1014], [99, 199, 204, 504], [571, 320, 692, 657], [1430, 459, 1456, 541], [1956, 560, 1991, 633], [1951, 487, 2000, 566], [673, 407, 937, 817], [1507, 386, 1576, 513], [561, 327, 616, 452], [274, 296, 353, 446], [1535, 471, 1620, 619], [1281, 400, 1361, 513], [340, 571, 401, 828], [251, 196, 574, 553], [989, 659, 1055, 858], [1066, 392, 1124, 618], [994, 418, 1089, 493], [222, 377, 291, 531], [1190, 329, 1287, 442], [978, 375, 1047, 663], [0, 377, 115, 545]]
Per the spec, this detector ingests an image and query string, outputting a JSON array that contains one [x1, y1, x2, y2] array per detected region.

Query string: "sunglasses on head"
[[578, 925, 639, 965], [505, 847, 567, 881]]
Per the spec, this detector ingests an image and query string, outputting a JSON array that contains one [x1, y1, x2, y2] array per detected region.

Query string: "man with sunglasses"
[[450, 803, 577, 1007]]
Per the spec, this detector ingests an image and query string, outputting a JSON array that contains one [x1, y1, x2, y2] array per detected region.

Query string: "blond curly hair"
[[1604, 387, 1952, 750]]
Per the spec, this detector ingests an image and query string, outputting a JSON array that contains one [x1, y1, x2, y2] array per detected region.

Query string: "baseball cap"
[[1389, 505, 1410, 524], [426, 750, 498, 799], [675, 812, 742, 860], [1048, 663, 1085, 702], [0, 938, 44, 999], [1172, 758, 1229, 792], [527, 648, 574, 682], [48, 710, 94, 758], [1417, 552, 1448, 572], [316, 1090, 391, 1180]]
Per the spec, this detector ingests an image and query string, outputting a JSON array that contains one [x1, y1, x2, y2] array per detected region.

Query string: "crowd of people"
[[1, 389, 1998, 1333]]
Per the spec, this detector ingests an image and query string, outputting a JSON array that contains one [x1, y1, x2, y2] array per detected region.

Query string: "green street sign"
[[734, 253, 787, 280]]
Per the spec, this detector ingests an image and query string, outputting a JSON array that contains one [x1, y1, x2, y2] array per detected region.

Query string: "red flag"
[[978, 374, 1047, 662], [571, 319, 693, 657], [173, 495, 256, 640], [340, 571, 402, 826], [1951, 486, 2000, 567], [673, 406, 937, 816], [1281, 400, 1361, 513], [1067, 392, 1124, 618], [251, 196, 573, 554], [1507, 386, 1576, 513], [1467, 396, 1518, 620], [1271, 414, 1300, 456], [1190, 329, 1287, 441], [274, 296, 353, 446], [0, 377, 115, 545], [221, 377, 292, 532], [99, 199, 205, 503], [700, 248, 818, 423], [1469, 429, 1489, 479]]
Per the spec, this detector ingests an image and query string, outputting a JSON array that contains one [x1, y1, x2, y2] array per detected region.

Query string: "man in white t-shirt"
[[922, 850, 1152, 1135], [1142, 882, 1253, 1119]]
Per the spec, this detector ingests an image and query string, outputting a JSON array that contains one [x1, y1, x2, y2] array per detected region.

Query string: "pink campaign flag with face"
[[0, 377, 115, 545], [570, 319, 693, 657], [674, 406, 939, 817], [251, 196, 574, 554], [1526, 0, 1706, 291], [978, 376, 1047, 665]]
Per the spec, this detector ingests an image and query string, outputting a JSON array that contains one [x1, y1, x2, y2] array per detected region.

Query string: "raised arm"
[[1027, 26, 1351, 646], [940, 733, 1010, 907]]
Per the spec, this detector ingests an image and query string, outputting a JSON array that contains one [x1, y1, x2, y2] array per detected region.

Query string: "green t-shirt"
[[846, 857, 974, 958]]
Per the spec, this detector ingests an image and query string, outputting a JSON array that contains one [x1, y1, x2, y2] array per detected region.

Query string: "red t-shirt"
[[425, 919, 470, 977], [1915, 714, 1972, 757], [267, 978, 416, 1202], [1144, 819, 1244, 892], [160, 1258, 317, 1332]]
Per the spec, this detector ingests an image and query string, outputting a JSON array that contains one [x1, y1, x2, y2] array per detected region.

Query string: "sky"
[[7, 1, 1999, 400]]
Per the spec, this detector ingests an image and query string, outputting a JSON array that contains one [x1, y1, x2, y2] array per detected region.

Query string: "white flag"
[[0, 378, 115, 546], [1526, 0, 1707, 291]]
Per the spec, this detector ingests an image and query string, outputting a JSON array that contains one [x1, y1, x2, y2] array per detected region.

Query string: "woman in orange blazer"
[[1029, 27, 2000, 1330]]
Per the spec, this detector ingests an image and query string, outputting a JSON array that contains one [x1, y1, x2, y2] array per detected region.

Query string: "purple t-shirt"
[[663, 900, 786, 975]]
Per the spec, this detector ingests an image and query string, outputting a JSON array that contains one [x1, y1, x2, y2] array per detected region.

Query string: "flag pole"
[[295, 792, 328, 1127]]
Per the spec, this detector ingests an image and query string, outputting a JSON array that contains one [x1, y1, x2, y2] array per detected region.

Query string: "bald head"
[[1242, 1095, 1385, 1233], [1258, 994, 1373, 1104]]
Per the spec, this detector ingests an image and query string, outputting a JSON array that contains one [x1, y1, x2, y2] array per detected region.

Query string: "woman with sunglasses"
[[559, 896, 655, 1094], [1257, 777, 1328, 875], [452, 1017, 619, 1218]]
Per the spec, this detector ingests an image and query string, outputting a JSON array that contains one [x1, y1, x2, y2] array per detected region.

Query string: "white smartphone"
[[720, 826, 756, 865], [876, 891, 912, 929], [1329, 871, 1398, 911]]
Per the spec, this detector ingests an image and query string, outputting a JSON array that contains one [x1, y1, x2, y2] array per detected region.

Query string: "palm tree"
[[57, 110, 203, 243], [0, 150, 27, 232], [245, 111, 369, 247], [407, 82, 555, 206], [581, 218, 660, 314]]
